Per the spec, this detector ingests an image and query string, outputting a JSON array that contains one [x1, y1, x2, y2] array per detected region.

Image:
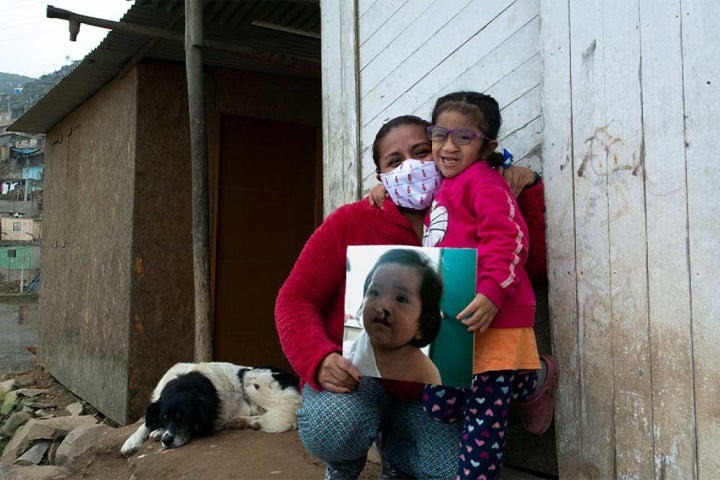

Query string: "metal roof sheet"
[[10, 0, 320, 134]]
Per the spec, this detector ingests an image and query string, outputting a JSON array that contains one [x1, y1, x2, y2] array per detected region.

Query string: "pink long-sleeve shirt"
[[423, 161, 536, 328]]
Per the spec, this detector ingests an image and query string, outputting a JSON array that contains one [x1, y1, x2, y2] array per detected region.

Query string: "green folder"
[[428, 248, 477, 388]]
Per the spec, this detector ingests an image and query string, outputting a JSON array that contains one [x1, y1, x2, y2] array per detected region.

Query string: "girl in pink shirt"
[[421, 91, 555, 479]]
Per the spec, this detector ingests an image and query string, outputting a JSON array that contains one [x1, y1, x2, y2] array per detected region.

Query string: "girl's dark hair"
[[372, 115, 431, 172], [431, 91, 504, 167], [362, 249, 443, 348]]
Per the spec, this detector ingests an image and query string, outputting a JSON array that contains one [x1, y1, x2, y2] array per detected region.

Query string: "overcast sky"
[[0, 0, 133, 78]]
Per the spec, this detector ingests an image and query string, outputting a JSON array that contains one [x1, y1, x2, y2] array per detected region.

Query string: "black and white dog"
[[121, 362, 302, 455]]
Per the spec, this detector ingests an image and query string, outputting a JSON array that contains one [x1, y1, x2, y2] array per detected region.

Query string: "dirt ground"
[[1, 367, 381, 480]]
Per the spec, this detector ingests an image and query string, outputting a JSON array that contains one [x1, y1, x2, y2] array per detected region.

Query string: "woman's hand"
[[368, 183, 388, 209], [317, 352, 362, 393], [457, 293, 498, 333], [501, 165, 537, 198]]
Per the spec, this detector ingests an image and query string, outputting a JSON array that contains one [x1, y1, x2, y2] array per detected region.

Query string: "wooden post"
[[185, 0, 212, 362]]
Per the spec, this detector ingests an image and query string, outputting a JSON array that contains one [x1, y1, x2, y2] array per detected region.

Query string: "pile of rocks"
[[0, 371, 116, 479]]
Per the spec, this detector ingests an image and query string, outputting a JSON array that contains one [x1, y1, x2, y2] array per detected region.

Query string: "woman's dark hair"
[[372, 115, 431, 173], [431, 91, 504, 167], [362, 248, 443, 348]]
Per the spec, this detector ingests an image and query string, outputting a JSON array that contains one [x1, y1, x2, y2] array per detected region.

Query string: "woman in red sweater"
[[274, 115, 549, 479]]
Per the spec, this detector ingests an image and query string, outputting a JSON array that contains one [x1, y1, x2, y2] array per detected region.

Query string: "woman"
[[274, 115, 550, 479]]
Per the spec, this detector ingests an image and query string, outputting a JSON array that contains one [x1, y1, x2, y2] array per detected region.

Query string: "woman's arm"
[[274, 208, 361, 392]]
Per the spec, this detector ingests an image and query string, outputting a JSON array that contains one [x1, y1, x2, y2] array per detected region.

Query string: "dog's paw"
[[120, 438, 142, 456], [149, 428, 164, 441], [227, 417, 252, 430]]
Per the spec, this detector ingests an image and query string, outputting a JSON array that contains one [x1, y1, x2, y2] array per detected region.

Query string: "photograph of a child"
[[343, 245, 476, 388]]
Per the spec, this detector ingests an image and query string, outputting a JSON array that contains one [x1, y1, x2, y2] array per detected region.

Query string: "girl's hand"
[[501, 165, 537, 198], [457, 293, 498, 333], [368, 184, 388, 209], [317, 352, 362, 393]]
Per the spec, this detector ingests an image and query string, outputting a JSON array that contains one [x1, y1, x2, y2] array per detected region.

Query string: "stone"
[[12, 374, 35, 388], [1, 390, 20, 416], [2, 416, 97, 463], [0, 380, 14, 394], [14, 389, 47, 399], [22, 402, 56, 410], [14, 440, 51, 466], [0, 463, 70, 480], [1, 411, 32, 437], [64, 403, 82, 416], [54, 424, 113, 467]]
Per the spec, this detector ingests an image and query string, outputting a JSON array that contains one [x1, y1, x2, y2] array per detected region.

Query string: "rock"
[[1, 391, 20, 416], [1, 411, 32, 437], [14, 389, 47, 399], [54, 424, 113, 467], [2, 416, 97, 463], [12, 374, 35, 388], [0, 463, 70, 480], [22, 402, 55, 410], [14, 440, 51, 466], [0, 380, 16, 393], [64, 403, 82, 417]]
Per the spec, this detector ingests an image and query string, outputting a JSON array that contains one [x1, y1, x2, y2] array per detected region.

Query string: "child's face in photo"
[[362, 263, 423, 349], [432, 111, 492, 178]]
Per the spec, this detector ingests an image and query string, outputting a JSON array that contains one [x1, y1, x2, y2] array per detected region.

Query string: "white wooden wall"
[[542, 0, 720, 478], [322, 0, 542, 210], [322, 0, 719, 478]]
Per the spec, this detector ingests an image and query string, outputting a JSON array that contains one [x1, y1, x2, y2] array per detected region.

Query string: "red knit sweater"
[[275, 197, 420, 390]]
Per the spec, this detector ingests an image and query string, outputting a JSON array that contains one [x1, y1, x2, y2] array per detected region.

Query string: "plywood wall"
[[542, 0, 719, 477]]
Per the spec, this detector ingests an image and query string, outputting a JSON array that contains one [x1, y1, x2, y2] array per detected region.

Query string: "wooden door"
[[214, 115, 320, 371]]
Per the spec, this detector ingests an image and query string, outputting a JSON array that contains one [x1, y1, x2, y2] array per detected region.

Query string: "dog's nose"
[[162, 433, 174, 447]]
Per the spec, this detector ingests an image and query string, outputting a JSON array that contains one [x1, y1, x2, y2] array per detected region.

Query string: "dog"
[[121, 362, 302, 455]]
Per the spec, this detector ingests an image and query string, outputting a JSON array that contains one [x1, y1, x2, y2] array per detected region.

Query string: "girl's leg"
[[297, 378, 390, 477], [457, 372, 516, 480], [514, 354, 558, 434], [381, 397, 463, 479], [422, 385, 465, 423]]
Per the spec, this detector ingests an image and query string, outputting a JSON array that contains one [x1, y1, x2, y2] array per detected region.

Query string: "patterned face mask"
[[379, 159, 442, 210]]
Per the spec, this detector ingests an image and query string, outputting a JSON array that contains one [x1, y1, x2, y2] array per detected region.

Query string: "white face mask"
[[379, 159, 441, 210]]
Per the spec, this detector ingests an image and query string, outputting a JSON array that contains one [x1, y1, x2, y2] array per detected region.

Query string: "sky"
[[0, 0, 133, 78]]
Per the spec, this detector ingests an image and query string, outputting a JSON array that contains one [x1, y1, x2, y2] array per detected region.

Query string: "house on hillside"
[[9, 0, 719, 478]]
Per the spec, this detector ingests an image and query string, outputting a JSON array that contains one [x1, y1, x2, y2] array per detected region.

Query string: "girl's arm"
[[368, 183, 388, 208]]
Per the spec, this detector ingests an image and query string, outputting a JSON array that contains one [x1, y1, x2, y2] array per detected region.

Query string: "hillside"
[[0, 73, 35, 95], [0, 63, 79, 118]]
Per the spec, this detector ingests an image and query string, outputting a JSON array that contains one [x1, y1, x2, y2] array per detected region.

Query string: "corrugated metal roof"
[[10, 0, 320, 134]]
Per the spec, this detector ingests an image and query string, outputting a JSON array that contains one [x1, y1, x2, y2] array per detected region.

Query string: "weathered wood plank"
[[359, 0, 434, 69], [411, 13, 540, 122], [569, 0, 616, 476], [540, 0, 581, 475], [321, 0, 360, 212], [639, 0, 697, 478], [360, 0, 538, 182], [682, 0, 720, 477], [361, 0, 511, 121], [600, 0, 655, 477]]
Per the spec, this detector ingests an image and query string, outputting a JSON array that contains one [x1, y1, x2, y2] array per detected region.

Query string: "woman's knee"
[[297, 383, 384, 461]]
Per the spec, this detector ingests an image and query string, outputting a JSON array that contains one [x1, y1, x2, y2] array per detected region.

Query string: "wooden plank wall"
[[355, 0, 542, 193], [542, 0, 719, 477]]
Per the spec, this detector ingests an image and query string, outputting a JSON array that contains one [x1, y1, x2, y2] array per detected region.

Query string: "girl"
[[421, 91, 556, 479], [345, 248, 443, 384]]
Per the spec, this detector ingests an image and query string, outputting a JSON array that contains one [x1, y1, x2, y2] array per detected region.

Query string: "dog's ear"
[[271, 370, 300, 391], [145, 402, 162, 430], [237, 367, 250, 383]]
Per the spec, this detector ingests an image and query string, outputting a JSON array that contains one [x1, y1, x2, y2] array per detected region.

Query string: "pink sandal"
[[518, 354, 558, 435]]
